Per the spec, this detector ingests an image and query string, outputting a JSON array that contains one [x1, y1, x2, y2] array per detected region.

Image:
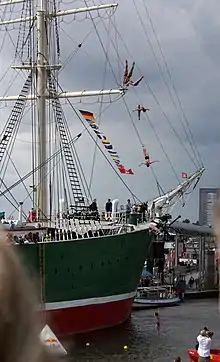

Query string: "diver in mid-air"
[[133, 105, 150, 120], [139, 146, 159, 167], [123, 60, 143, 87]]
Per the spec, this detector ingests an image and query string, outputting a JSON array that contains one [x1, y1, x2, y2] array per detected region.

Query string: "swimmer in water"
[[174, 357, 181, 362], [154, 312, 160, 335]]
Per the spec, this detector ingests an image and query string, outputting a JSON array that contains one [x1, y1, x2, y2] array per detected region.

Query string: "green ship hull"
[[17, 227, 152, 336]]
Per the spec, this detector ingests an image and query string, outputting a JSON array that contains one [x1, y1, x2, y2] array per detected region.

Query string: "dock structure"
[[167, 222, 216, 292]]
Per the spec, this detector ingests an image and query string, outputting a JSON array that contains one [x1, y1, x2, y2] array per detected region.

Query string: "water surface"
[[66, 299, 219, 361]]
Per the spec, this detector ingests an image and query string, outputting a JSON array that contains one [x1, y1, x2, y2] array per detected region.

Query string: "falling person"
[[133, 105, 150, 120], [139, 146, 159, 167], [123, 60, 143, 87]]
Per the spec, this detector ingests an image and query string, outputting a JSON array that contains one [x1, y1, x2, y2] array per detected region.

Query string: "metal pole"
[[36, 4, 48, 220], [198, 236, 202, 281], [202, 237, 206, 282], [175, 234, 179, 267]]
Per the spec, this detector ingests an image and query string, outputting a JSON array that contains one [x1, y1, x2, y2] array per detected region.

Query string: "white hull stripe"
[[45, 291, 136, 311]]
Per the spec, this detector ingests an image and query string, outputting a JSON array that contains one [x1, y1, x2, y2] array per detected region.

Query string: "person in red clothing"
[[28, 208, 37, 222]]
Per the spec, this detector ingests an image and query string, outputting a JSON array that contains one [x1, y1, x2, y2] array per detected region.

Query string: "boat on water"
[[188, 349, 220, 362], [0, 0, 204, 336], [133, 286, 181, 309]]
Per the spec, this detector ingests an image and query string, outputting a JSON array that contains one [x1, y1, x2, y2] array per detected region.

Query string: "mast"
[[0, 1, 124, 221], [36, 0, 48, 219]]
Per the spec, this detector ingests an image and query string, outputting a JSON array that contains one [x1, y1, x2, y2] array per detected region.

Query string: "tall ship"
[[0, 0, 204, 335]]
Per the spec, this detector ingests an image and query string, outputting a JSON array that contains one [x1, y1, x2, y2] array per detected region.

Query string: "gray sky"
[[0, 0, 219, 221]]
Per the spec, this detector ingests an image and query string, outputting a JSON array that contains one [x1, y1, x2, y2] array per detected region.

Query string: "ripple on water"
[[65, 299, 219, 362]]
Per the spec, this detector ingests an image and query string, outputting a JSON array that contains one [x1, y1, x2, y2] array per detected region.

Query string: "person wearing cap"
[[196, 327, 209, 350], [197, 328, 213, 362]]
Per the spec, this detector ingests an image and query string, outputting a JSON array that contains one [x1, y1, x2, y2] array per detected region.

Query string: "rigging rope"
[[111, 12, 165, 196], [77, 0, 143, 202], [150, 165, 164, 197], [141, 0, 203, 168], [8, 146, 64, 219], [94, 5, 203, 210], [84, 0, 144, 148], [6, 149, 33, 203], [60, 17, 103, 74], [88, 16, 111, 192], [82, 0, 191, 212], [0, 0, 203, 214], [91, 8, 180, 184], [0, 133, 84, 199], [107, 14, 199, 174], [50, 71, 143, 203], [132, 0, 201, 169]]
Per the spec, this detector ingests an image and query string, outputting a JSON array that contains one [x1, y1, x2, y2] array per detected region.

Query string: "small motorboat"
[[188, 349, 220, 362], [133, 286, 181, 310]]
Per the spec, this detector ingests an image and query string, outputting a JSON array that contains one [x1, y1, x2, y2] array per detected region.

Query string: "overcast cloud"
[[0, 0, 219, 222]]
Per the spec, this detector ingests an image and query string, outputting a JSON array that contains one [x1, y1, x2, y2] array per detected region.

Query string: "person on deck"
[[89, 199, 99, 219], [105, 199, 112, 220], [28, 208, 37, 222], [125, 199, 132, 221], [89, 199, 98, 212]]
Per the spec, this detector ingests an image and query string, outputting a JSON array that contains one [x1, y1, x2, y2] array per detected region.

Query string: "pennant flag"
[[79, 110, 134, 175], [181, 172, 188, 179], [40, 324, 67, 356]]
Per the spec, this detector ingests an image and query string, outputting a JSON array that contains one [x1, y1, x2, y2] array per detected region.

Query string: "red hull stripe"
[[45, 291, 136, 310], [46, 296, 134, 336]]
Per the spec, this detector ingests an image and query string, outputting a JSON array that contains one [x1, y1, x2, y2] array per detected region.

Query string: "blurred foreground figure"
[[0, 232, 58, 362], [213, 197, 220, 313]]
